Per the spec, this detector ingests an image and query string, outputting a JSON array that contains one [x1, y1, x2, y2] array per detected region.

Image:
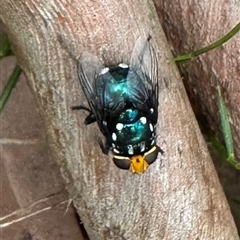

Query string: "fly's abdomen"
[[110, 109, 155, 156]]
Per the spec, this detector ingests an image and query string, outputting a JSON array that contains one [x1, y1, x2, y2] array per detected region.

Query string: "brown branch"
[[0, 0, 238, 239], [154, 0, 240, 235]]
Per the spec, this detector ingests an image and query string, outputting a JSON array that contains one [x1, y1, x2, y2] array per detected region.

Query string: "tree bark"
[[0, 0, 238, 239], [154, 0, 240, 157], [154, 0, 240, 233]]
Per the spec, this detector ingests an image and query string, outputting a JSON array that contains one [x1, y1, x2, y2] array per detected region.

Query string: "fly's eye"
[[112, 156, 131, 170], [144, 145, 160, 165]]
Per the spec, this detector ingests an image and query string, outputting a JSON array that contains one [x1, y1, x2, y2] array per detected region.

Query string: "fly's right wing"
[[127, 36, 159, 124], [78, 52, 110, 136]]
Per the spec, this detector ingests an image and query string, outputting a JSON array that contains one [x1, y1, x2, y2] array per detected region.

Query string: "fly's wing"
[[78, 52, 127, 134], [127, 36, 159, 124], [78, 52, 111, 136]]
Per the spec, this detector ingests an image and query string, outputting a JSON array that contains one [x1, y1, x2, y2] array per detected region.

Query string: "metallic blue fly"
[[73, 36, 163, 173]]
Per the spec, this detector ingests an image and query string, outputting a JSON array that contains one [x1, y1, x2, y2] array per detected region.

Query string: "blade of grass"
[[172, 22, 240, 62], [0, 33, 13, 60], [217, 86, 240, 169], [217, 86, 233, 156], [0, 65, 22, 113]]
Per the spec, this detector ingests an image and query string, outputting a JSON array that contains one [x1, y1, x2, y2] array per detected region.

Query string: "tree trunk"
[[154, 0, 240, 157], [0, 0, 238, 239], [154, 0, 240, 233]]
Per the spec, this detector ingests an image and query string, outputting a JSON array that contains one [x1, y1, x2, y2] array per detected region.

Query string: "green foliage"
[[171, 22, 240, 169], [0, 32, 22, 113], [217, 86, 240, 169], [0, 32, 13, 60], [0, 65, 22, 113]]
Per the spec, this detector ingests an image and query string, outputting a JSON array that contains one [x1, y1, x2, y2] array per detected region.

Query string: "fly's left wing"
[[126, 36, 159, 124]]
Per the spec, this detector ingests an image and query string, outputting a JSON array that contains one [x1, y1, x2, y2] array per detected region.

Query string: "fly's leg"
[[71, 105, 91, 111], [98, 138, 110, 155], [72, 105, 96, 125]]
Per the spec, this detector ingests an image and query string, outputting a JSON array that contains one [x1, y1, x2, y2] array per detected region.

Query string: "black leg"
[[71, 105, 97, 125], [159, 147, 164, 155], [84, 113, 96, 125], [98, 138, 109, 155], [71, 105, 91, 112]]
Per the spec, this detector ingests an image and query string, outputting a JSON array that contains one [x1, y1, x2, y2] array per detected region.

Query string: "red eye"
[[112, 156, 131, 170]]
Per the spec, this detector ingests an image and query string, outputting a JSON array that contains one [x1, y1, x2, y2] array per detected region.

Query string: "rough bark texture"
[[0, 0, 238, 239], [0, 56, 86, 240], [154, 0, 240, 233], [154, 0, 240, 157]]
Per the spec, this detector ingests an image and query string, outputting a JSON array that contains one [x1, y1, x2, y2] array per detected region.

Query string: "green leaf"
[[0, 65, 22, 113], [0, 32, 13, 61], [217, 86, 239, 169]]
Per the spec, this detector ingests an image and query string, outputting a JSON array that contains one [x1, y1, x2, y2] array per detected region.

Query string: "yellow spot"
[[130, 155, 149, 173]]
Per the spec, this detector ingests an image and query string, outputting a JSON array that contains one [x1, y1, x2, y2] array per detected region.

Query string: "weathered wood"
[[0, 56, 86, 239], [0, 0, 238, 239], [154, 0, 240, 158], [154, 0, 240, 234]]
